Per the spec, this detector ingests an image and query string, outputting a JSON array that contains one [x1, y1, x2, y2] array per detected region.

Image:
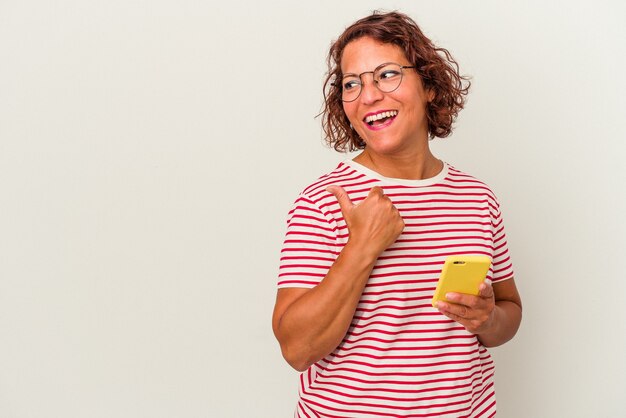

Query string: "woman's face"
[[341, 37, 432, 157]]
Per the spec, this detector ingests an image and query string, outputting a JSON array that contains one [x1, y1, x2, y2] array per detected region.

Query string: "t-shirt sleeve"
[[490, 198, 514, 283], [277, 193, 338, 289]]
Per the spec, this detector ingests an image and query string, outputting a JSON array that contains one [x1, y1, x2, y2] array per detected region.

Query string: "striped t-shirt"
[[278, 160, 514, 418]]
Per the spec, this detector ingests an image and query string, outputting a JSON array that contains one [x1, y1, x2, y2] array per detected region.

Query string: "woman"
[[272, 11, 522, 417]]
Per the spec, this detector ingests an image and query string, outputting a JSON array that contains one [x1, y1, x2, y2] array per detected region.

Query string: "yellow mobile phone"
[[432, 256, 492, 308]]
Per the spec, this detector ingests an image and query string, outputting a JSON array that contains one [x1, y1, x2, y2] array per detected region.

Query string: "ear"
[[426, 88, 435, 103]]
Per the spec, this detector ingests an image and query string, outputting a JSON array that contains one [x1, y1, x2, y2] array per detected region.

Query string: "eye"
[[378, 69, 401, 80], [342, 78, 361, 91]]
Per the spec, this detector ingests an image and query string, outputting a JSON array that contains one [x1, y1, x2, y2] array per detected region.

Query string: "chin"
[[363, 137, 410, 155]]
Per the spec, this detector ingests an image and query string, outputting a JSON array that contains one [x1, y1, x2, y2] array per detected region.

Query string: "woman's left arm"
[[436, 278, 522, 347]]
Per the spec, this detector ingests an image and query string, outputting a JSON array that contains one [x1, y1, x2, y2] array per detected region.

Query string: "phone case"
[[431, 256, 492, 308]]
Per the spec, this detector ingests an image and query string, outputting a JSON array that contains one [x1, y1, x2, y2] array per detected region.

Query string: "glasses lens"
[[374, 63, 403, 93], [341, 75, 361, 102]]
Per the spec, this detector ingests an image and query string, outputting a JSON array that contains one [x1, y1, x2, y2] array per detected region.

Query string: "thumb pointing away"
[[326, 185, 354, 214]]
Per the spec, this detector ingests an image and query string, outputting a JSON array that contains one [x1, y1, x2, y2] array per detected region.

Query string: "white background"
[[1, 1, 625, 417]]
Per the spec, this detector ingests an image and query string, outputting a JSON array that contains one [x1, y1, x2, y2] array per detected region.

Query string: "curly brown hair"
[[322, 11, 471, 152]]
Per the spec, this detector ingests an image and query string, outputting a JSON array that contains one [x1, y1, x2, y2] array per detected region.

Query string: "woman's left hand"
[[436, 280, 496, 335]]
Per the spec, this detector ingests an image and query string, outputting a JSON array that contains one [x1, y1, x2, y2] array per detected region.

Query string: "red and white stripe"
[[278, 161, 513, 417]]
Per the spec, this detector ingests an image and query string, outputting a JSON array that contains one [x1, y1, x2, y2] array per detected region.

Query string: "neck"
[[353, 146, 442, 180]]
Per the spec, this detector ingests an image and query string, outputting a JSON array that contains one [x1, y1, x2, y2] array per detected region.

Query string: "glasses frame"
[[339, 62, 416, 103]]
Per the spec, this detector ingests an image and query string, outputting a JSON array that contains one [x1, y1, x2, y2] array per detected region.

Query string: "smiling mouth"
[[364, 110, 398, 127]]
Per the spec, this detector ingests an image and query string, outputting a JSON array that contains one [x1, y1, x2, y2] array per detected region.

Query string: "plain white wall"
[[1, 0, 624, 417]]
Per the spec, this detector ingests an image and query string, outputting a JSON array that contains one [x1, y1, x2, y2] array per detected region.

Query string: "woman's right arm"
[[272, 186, 404, 371]]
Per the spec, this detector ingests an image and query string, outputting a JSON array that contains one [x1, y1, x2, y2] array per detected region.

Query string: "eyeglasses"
[[339, 62, 415, 103]]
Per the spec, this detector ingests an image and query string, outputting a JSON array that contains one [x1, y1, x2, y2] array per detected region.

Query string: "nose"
[[359, 74, 384, 105]]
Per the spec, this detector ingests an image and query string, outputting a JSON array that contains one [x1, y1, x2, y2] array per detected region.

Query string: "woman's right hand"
[[326, 185, 405, 257], [272, 186, 404, 371]]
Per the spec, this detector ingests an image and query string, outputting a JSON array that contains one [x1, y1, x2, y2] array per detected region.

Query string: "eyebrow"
[[341, 62, 413, 77]]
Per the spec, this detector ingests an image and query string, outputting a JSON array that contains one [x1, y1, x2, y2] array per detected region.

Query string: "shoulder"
[[285, 161, 376, 222], [298, 161, 371, 200], [444, 164, 499, 202]]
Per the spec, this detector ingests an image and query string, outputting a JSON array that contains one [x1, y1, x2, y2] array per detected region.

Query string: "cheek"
[[342, 103, 358, 123]]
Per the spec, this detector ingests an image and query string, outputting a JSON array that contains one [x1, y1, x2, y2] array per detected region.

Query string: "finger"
[[439, 309, 466, 325], [437, 301, 468, 319], [368, 186, 385, 199], [326, 185, 354, 213], [478, 279, 494, 299], [446, 292, 489, 311], [445, 292, 477, 307]]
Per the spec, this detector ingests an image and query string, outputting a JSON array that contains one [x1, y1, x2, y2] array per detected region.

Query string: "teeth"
[[365, 110, 398, 123]]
